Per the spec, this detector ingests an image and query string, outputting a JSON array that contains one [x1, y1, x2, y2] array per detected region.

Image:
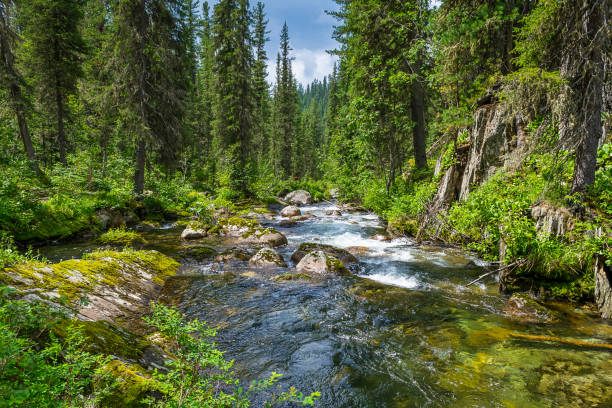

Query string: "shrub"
[[97, 227, 145, 246]]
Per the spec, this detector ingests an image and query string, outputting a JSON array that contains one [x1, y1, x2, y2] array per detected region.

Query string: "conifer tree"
[[109, 0, 189, 194], [252, 2, 270, 162], [0, 0, 40, 175], [212, 0, 254, 194], [19, 0, 86, 166], [272, 23, 299, 178]]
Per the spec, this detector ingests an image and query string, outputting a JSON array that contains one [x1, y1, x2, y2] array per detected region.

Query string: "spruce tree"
[[19, 0, 86, 166], [212, 0, 254, 194], [0, 0, 40, 175], [252, 2, 270, 162]]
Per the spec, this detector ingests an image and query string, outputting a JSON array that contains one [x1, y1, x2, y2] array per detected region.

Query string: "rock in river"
[[291, 242, 358, 268], [296, 251, 349, 276], [249, 248, 287, 267], [181, 222, 208, 240], [503, 293, 557, 323], [284, 190, 312, 206], [281, 206, 301, 218]]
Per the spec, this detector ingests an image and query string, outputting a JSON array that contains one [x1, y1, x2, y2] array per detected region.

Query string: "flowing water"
[[39, 203, 612, 407]]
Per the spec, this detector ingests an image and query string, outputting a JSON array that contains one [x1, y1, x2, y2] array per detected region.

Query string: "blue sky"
[[208, 0, 340, 85]]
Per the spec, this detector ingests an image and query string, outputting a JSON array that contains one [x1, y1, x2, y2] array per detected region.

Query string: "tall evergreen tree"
[[212, 0, 254, 194], [20, 0, 86, 166], [0, 0, 40, 175], [272, 23, 299, 178], [109, 0, 189, 194], [251, 1, 270, 162]]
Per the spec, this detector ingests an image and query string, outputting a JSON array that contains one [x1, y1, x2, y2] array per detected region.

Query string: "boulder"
[[180, 223, 208, 240], [279, 219, 298, 228], [284, 190, 312, 206], [249, 248, 287, 267], [346, 246, 370, 256], [371, 234, 390, 241], [214, 248, 252, 263], [281, 206, 301, 218], [326, 210, 342, 216], [291, 243, 358, 268], [296, 251, 349, 276], [216, 217, 288, 247], [503, 293, 556, 323], [179, 246, 216, 261]]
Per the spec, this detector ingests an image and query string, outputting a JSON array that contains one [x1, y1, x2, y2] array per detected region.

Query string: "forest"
[[0, 0, 611, 406]]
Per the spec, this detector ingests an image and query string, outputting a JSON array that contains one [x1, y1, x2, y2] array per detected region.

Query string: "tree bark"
[[570, 2, 604, 195], [56, 84, 66, 166], [134, 138, 146, 195], [0, 3, 41, 176], [411, 75, 427, 170]]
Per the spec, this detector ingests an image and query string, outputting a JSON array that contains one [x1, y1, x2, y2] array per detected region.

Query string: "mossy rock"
[[97, 228, 146, 246], [179, 246, 217, 261], [100, 360, 156, 408], [54, 320, 149, 361], [503, 293, 558, 323], [0, 249, 179, 304], [296, 251, 350, 276], [273, 273, 312, 281], [291, 243, 358, 267], [387, 216, 419, 237]]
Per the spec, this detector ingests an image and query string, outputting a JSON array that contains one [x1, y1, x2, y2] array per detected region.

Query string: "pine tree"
[[251, 1, 270, 162], [109, 0, 189, 194], [272, 23, 299, 178], [0, 0, 40, 175], [212, 0, 254, 194], [19, 0, 86, 166]]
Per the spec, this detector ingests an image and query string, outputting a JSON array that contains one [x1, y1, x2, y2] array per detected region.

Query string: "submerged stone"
[[503, 293, 557, 323]]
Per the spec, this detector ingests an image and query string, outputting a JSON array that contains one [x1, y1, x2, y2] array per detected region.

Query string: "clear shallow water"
[[39, 203, 612, 407]]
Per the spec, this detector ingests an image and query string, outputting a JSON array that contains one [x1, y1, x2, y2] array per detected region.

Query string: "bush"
[[97, 227, 145, 246]]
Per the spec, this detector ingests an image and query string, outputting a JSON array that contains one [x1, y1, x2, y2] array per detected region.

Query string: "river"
[[40, 203, 612, 407]]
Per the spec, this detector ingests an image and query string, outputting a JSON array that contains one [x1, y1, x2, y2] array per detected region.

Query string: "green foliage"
[[97, 227, 145, 246], [0, 287, 116, 407], [0, 233, 43, 269], [143, 302, 320, 407], [590, 142, 612, 216]]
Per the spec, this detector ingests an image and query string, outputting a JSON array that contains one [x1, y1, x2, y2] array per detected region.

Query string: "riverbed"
[[40, 203, 612, 407]]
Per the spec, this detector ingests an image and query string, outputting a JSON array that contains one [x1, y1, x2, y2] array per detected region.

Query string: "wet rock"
[[273, 272, 312, 281], [346, 246, 370, 256], [214, 248, 252, 263], [96, 209, 139, 230], [279, 219, 297, 228], [291, 242, 358, 268], [180, 222, 208, 240], [284, 190, 312, 206], [503, 293, 556, 323], [179, 246, 216, 261], [216, 217, 288, 247], [296, 251, 350, 276], [371, 234, 390, 241], [249, 248, 287, 267], [281, 206, 301, 218], [326, 210, 342, 216]]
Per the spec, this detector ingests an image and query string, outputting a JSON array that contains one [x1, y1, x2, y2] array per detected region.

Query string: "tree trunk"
[[56, 85, 66, 166], [0, 4, 41, 176], [411, 75, 427, 170], [570, 2, 604, 195], [134, 138, 146, 195]]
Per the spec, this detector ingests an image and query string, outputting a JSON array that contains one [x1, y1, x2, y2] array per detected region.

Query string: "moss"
[[97, 227, 146, 246], [273, 273, 312, 281], [1, 250, 179, 301], [101, 360, 155, 408], [179, 246, 216, 261], [387, 216, 419, 237], [54, 320, 149, 361], [326, 256, 349, 275], [206, 224, 221, 234]]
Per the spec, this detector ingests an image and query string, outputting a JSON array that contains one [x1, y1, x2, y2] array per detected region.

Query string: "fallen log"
[[510, 332, 612, 351]]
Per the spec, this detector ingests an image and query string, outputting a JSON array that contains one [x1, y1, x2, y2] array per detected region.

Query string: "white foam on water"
[[362, 272, 420, 289]]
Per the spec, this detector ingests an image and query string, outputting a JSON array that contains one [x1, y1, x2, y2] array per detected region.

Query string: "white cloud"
[[266, 48, 337, 87]]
